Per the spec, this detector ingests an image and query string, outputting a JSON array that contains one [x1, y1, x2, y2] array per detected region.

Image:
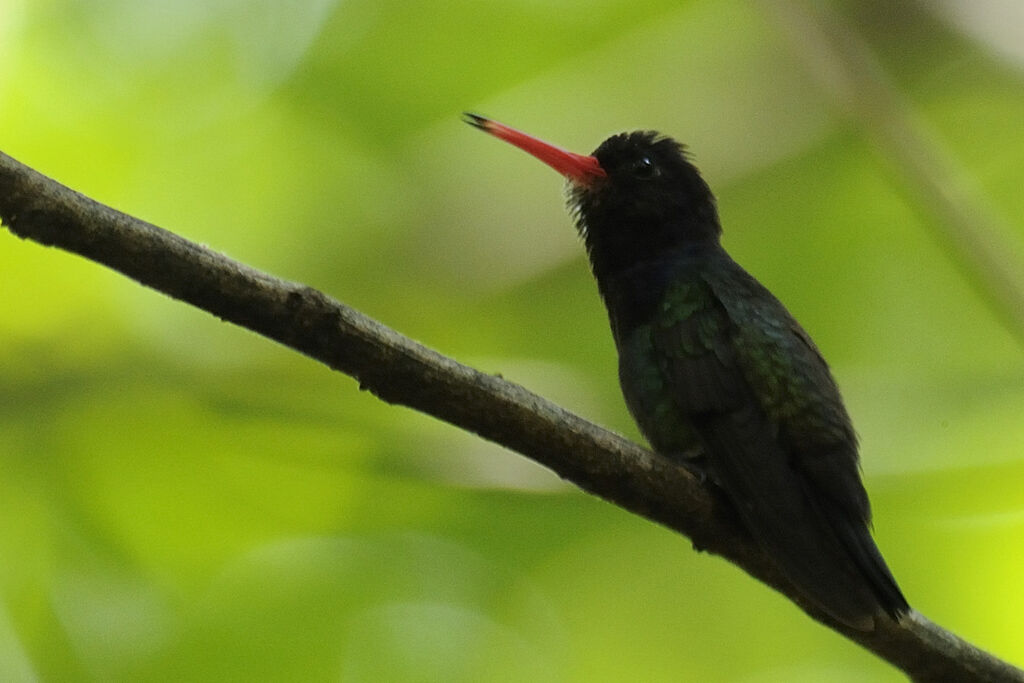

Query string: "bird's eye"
[[632, 156, 658, 179]]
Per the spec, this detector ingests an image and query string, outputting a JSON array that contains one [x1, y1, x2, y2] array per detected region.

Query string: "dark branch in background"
[[759, 0, 1024, 347], [0, 152, 1020, 682]]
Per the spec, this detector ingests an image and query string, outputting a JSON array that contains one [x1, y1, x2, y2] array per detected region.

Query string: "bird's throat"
[[595, 244, 726, 344]]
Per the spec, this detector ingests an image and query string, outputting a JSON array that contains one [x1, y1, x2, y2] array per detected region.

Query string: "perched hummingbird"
[[464, 113, 908, 630]]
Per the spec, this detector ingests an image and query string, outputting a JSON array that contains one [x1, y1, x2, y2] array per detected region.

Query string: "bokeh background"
[[1, 0, 1023, 680]]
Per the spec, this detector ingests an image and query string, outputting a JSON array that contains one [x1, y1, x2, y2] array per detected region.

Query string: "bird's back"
[[610, 252, 907, 629]]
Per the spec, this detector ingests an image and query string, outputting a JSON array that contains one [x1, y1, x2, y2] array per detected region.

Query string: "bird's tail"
[[697, 407, 908, 630], [822, 501, 909, 621]]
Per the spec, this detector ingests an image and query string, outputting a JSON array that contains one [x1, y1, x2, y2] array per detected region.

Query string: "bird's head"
[[465, 114, 721, 281]]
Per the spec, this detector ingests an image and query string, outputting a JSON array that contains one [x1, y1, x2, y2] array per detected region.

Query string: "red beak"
[[464, 113, 606, 185]]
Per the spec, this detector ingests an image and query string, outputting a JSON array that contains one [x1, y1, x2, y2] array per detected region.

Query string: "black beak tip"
[[462, 112, 490, 130]]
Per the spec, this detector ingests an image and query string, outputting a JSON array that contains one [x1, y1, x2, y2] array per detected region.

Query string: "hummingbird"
[[464, 113, 908, 630]]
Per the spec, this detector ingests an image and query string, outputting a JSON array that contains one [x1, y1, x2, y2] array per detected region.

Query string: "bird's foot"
[[667, 450, 708, 484]]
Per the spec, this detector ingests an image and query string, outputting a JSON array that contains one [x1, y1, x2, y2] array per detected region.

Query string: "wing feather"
[[639, 270, 905, 627]]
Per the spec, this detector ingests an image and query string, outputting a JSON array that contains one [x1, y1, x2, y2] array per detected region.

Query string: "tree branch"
[[0, 150, 1020, 682]]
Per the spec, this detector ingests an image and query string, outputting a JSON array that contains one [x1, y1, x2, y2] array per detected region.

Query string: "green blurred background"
[[1, 0, 1023, 680]]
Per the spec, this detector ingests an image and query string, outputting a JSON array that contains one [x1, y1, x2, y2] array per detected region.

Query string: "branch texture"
[[0, 151, 1020, 682]]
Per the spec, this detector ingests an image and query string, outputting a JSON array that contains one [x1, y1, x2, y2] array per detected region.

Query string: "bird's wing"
[[711, 275, 869, 521], [648, 275, 885, 628]]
